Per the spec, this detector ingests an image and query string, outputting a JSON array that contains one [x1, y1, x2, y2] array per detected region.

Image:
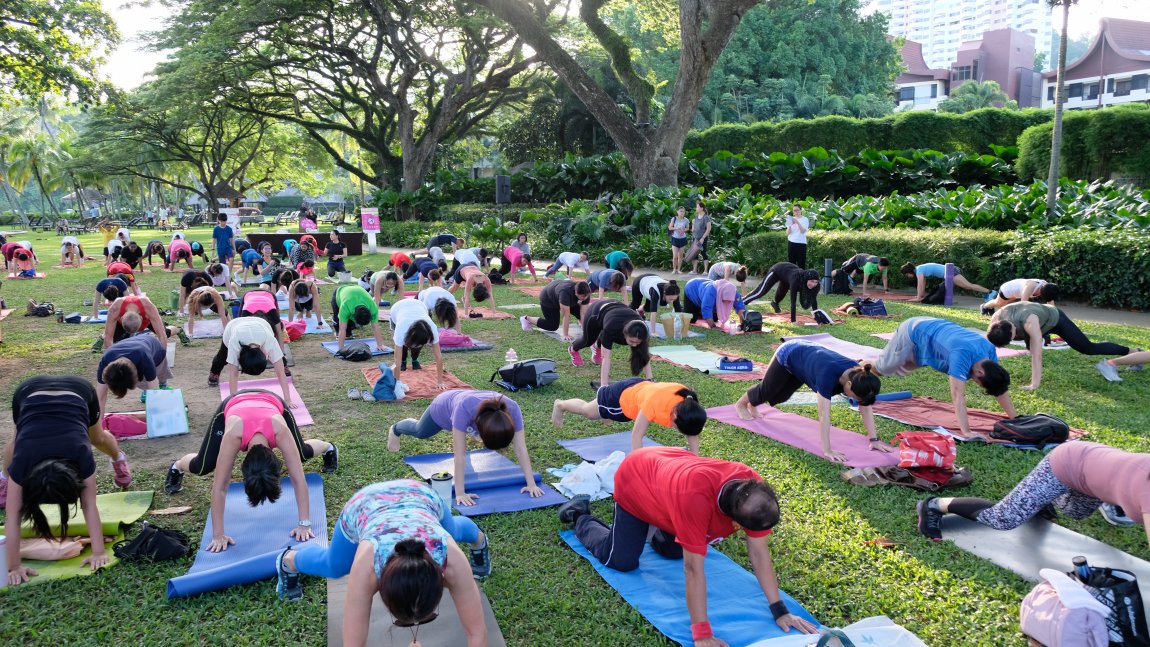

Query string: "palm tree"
[[1046, 0, 1079, 217], [0, 107, 33, 224], [937, 81, 1010, 113], [8, 133, 71, 219]]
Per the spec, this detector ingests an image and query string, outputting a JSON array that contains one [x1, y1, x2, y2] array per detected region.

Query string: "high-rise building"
[[868, 0, 1055, 71]]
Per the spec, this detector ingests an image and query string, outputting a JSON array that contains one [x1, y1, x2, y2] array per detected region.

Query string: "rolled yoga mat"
[[217, 377, 314, 426], [403, 450, 567, 516], [559, 530, 820, 647], [557, 431, 662, 463], [166, 473, 327, 599]]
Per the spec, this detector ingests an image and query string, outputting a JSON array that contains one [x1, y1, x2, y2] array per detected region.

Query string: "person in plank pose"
[[981, 277, 1058, 315], [899, 262, 990, 302], [840, 253, 889, 294], [543, 250, 591, 279], [330, 284, 386, 352], [520, 280, 592, 342], [551, 379, 708, 452]]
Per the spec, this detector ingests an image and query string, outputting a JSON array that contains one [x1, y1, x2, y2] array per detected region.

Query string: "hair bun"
[[394, 538, 427, 557]]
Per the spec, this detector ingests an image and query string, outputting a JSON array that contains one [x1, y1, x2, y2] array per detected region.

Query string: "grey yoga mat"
[[327, 576, 506, 647]]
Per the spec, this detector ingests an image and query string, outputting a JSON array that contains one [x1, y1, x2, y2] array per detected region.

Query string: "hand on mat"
[[7, 566, 38, 585], [694, 637, 728, 647], [290, 525, 315, 542], [81, 552, 109, 571], [823, 448, 848, 464], [522, 484, 544, 498], [869, 439, 897, 453], [207, 534, 236, 552], [456, 492, 479, 506], [776, 613, 818, 634]]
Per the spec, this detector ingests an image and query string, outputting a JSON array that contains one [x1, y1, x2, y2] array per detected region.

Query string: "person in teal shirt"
[[604, 250, 634, 279]]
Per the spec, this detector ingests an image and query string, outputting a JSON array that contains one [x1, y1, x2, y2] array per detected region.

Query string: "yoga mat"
[[513, 285, 546, 297], [362, 366, 473, 400], [940, 515, 1150, 602], [540, 323, 582, 342], [185, 318, 223, 338], [498, 303, 539, 310], [10, 534, 124, 588], [6, 272, 47, 279], [559, 530, 820, 647], [301, 316, 333, 334], [871, 396, 1086, 446], [320, 339, 394, 356], [708, 404, 900, 469], [781, 333, 883, 362], [216, 377, 313, 426], [871, 332, 1029, 359], [166, 473, 328, 598], [327, 576, 506, 647], [464, 307, 513, 320], [557, 432, 662, 463], [403, 450, 567, 516], [85, 309, 109, 324], [440, 339, 494, 353], [20, 490, 153, 539], [759, 311, 842, 326], [649, 345, 766, 381]]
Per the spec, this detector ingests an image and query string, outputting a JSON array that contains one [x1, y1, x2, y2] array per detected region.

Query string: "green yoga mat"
[[17, 534, 125, 585], [649, 345, 747, 375]]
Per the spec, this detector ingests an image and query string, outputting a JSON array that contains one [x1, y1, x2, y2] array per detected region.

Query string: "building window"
[[1132, 75, 1148, 91], [953, 66, 973, 81], [1086, 83, 1099, 100], [1107, 78, 1114, 93], [1068, 83, 1082, 98], [898, 87, 915, 102], [931, 84, 938, 99], [1115, 79, 1132, 97], [1047, 86, 1054, 101]]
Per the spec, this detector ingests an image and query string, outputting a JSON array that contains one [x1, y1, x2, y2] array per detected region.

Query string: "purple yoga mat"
[[871, 332, 1028, 359], [781, 332, 884, 361], [706, 404, 900, 469], [217, 378, 313, 426]]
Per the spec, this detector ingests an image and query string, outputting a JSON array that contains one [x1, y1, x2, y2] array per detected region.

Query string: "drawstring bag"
[[892, 431, 956, 470], [112, 522, 192, 562]]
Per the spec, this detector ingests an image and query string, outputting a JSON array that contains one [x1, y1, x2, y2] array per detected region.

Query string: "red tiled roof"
[[1044, 18, 1150, 78], [896, 40, 950, 83]]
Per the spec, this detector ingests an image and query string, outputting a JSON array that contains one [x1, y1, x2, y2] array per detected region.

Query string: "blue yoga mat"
[[559, 530, 820, 647], [557, 432, 661, 463], [166, 473, 328, 599], [320, 339, 393, 356], [403, 450, 567, 516]]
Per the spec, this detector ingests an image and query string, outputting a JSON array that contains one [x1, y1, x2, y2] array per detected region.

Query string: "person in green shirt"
[[604, 250, 634, 279], [331, 285, 386, 351]]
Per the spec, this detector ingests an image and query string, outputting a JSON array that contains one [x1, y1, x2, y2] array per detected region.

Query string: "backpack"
[[922, 282, 947, 305], [893, 431, 956, 470], [829, 270, 852, 295], [1022, 570, 1111, 647], [335, 341, 373, 362], [112, 522, 193, 562], [812, 309, 834, 325], [488, 270, 507, 284], [25, 299, 54, 317], [853, 297, 887, 316], [741, 310, 763, 332], [717, 356, 754, 372], [491, 358, 559, 390], [990, 413, 1070, 448]]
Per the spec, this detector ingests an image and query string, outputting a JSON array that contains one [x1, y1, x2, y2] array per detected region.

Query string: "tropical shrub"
[[1016, 105, 1150, 185]]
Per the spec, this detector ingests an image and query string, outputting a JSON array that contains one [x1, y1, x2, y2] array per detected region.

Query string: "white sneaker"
[[520, 315, 532, 332], [1096, 360, 1122, 382], [1100, 502, 1136, 526]]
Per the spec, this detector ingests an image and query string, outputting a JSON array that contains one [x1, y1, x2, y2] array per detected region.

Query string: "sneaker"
[[91, 337, 104, 353], [979, 304, 995, 316], [591, 344, 602, 365], [984, 290, 998, 302], [520, 315, 532, 332], [470, 542, 492, 580], [322, 445, 339, 473], [568, 345, 584, 367], [177, 328, 191, 346], [412, 359, 422, 370], [275, 548, 303, 601], [1096, 360, 1122, 382], [1130, 348, 1145, 372], [769, 302, 781, 314], [207, 372, 220, 386], [164, 466, 184, 495], [558, 494, 591, 525], [112, 453, 133, 488], [915, 498, 942, 541], [1100, 502, 1136, 527]]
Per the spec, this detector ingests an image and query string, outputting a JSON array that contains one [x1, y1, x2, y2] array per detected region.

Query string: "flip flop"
[[347, 387, 361, 400]]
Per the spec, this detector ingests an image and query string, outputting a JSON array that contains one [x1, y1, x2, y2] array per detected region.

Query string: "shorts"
[[671, 237, 688, 249], [595, 377, 650, 422]]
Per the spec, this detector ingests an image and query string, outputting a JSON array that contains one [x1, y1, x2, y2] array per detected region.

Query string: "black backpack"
[[488, 270, 507, 285], [990, 413, 1070, 448], [491, 358, 559, 390], [922, 282, 947, 305], [335, 341, 373, 362], [1072, 566, 1150, 647], [112, 522, 193, 562], [741, 310, 763, 332], [829, 270, 852, 295]]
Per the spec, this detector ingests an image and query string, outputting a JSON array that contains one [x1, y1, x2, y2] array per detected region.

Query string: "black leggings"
[[572, 301, 610, 351], [745, 269, 787, 306], [187, 408, 313, 475], [1050, 310, 1129, 356], [744, 357, 803, 407], [330, 292, 359, 335], [627, 275, 681, 314], [682, 294, 704, 323], [788, 241, 807, 269], [535, 304, 562, 332]]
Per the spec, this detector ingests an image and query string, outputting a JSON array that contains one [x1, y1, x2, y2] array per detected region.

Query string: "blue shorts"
[[595, 377, 651, 422]]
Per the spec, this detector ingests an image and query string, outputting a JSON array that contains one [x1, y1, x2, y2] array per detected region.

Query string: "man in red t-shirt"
[[558, 447, 816, 644]]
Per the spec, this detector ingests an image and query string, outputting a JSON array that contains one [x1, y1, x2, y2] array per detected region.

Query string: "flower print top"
[[337, 479, 450, 577]]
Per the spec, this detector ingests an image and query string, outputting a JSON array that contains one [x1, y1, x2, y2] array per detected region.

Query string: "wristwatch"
[[297, 519, 312, 528]]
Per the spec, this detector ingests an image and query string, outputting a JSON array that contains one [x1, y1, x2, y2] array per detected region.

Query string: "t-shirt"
[[241, 289, 277, 314], [60, 236, 81, 252], [605, 250, 629, 270], [620, 381, 687, 428], [413, 257, 439, 277], [916, 263, 946, 278], [418, 286, 456, 310], [685, 278, 734, 320], [180, 269, 211, 290], [8, 376, 100, 486], [97, 335, 165, 384], [241, 248, 262, 267], [338, 480, 451, 578], [502, 246, 524, 268], [426, 390, 524, 437], [454, 248, 479, 266], [638, 275, 667, 303], [556, 252, 589, 272], [212, 225, 235, 251], [325, 241, 346, 259], [390, 298, 439, 346], [540, 280, 583, 312], [210, 265, 231, 287], [693, 214, 712, 241], [588, 269, 622, 291], [786, 213, 808, 245], [1000, 301, 1060, 337], [1049, 442, 1150, 522], [428, 233, 457, 248], [428, 246, 447, 264], [613, 447, 770, 555], [707, 262, 740, 282], [775, 340, 857, 399], [169, 239, 192, 258], [119, 245, 143, 266], [669, 215, 689, 240], [511, 240, 531, 256], [335, 285, 379, 325], [594, 301, 643, 349], [999, 278, 1048, 300], [222, 316, 283, 365], [907, 317, 998, 380], [96, 277, 129, 295], [107, 262, 134, 278], [390, 252, 412, 268]]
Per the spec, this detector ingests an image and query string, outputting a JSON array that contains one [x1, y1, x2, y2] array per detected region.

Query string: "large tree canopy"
[[0, 0, 118, 103]]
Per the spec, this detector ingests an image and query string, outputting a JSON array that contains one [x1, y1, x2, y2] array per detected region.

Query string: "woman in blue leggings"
[[274, 480, 491, 643]]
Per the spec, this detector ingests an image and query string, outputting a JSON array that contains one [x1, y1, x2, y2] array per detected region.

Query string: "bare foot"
[[387, 425, 401, 452], [551, 401, 564, 428], [735, 401, 761, 421]]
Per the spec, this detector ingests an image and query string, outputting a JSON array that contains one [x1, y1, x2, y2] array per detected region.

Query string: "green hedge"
[[1016, 105, 1150, 184], [686, 108, 1052, 157]]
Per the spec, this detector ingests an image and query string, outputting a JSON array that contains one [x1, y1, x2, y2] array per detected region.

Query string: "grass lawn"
[[1, 225, 1148, 646]]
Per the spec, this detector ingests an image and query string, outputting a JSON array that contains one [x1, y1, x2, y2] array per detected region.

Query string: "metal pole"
[[823, 258, 833, 294]]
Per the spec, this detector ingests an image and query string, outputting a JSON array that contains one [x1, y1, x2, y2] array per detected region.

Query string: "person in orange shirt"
[[551, 378, 707, 453]]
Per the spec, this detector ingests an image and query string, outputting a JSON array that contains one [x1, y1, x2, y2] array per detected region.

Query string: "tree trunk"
[[32, 164, 61, 217], [1046, 1, 1070, 217]]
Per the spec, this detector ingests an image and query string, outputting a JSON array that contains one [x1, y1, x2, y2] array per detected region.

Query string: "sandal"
[[347, 387, 361, 400], [841, 467, 889, 487]]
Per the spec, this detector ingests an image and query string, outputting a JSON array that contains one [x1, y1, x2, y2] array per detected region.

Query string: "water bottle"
[[505, 348, 518, 363], [1072, 556, 1091, 582]]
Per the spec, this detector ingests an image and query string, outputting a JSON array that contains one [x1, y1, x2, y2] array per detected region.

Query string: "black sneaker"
[[916, 498, 942, 541], [470, 542, 492, 580], [558, 494, 591, 525], [769, 302, 781, 314], [164, 467, 184, 495], [322, 445, 339, 473], [275, 548, 303, 601], [207, 372, 220, 386], [412, 359, 422, 370]]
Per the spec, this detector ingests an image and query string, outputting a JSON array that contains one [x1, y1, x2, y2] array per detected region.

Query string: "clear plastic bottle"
[[505, 348, 518, 363]]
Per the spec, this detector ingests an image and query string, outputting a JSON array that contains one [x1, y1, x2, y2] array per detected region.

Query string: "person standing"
[[212, 214, 236, 266], [689, 203, 712, 275], [786, 204, 809, 269], [668, 206, 690, 275]]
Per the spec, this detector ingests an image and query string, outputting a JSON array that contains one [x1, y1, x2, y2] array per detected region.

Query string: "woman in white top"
[[60, 236, 84, 267], [389, 298, 446, 388], [418, 286, 459, 333], [668, 206, 690, 274], [983, 278, 1058, 313], [786, 204, 809, 269]]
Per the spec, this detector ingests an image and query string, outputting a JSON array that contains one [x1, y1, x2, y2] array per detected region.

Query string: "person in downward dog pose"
[[743, 262, 819, 323]]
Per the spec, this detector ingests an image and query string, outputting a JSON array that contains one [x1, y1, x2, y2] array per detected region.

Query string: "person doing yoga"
[[520, 279, 591, 342], [706, 261, 747, 284], [982, 277, 1058, 314], [163, 390, 337, 551], [557, 447, 817, 643], [497, 245, 535, 284], [417, 286, 459, 333], [916, 441, 1150, 543], [370, 269, 402, 304], [184, 284, 231, 336], [733, 340, 891, 463], [387, 391, 543, 506], [683, 278, 746, 329], [604, 249, 634, 278], [331, 285, 385, 352], [543, 250, 590, 279], [325, 231, 347, 278], [569, 299, 653, 387], [875, 316, 1017, 437], [387, 251, 412, 272], [587, 268, 626, 298], [93, 276, 130, 317], [272, 480, 492, 647], [167, 238, 196, 270], [388, 297, 446, 386], [987, 301, 1132, 390], [743, 262, 819, 323], [628, 274, 682, 330], [551, 379, 708, 452], [60, 236, 84, 267], [404, 256, 447, 291], [95, 333, 172, 418], [105, 261, 140, 295], [1097, 348, 1149, 382], [286, 279, 325, 324], [102, 294, 174, 349], [448, 262, 497, 317], [840, 254, 889, 294], [899, 263, 990, 302], [3, 376, 134, 585], [207, 316, 295, 402], [177, 268, 212, 315]]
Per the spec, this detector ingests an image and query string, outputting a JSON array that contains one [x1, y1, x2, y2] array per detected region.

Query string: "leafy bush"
[[1016, 105, 1150, 185]]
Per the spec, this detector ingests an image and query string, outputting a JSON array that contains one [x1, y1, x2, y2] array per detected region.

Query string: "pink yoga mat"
[[781, 333, 884, 361], [216, 378, 313, 426], [707, 404, 900, 468], [870, 332, 1028, 359]]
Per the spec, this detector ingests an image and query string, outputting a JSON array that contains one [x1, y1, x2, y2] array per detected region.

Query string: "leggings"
[[744, 356, 804, 407], [1050, 310, 1129, 357], [327, 259, 346, 278], [682, 294, 704, 324], [534, 304, 563, 332], [574, 502, 681, 573], [744, 268, 787, 306], [187, 409, 314, 475], [787, 242, 807, 269], [571, 301, 609, 352], [294, 510, 480, 579], [948, 456, 1102, 530]]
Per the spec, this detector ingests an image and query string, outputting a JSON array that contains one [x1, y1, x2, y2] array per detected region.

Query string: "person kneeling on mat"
[[331, 284, 385, 352], [558, 447, 817, 642], [4, 376, 133, 585], [552, 379, 707, 452], [733, 340, 891, 463], [387, 390, 543, 506], [272, 480, 493, 646], [96, 334, 172, 418], [743, 262, 819, 323], [521, 279, 591, 342], [389, 297, 446, 388], [570, 299, 653, 387], [683, 278, 746, 330], [209, 316, 295, 404], [916, 441, 1150, 541], [163, 390, 337, 552]]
